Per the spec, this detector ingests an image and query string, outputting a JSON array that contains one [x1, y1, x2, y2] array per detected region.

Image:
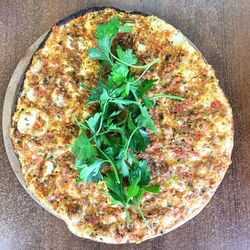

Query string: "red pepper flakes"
[[54, 193, 63, 199], [175, 104, 185, 112], [193, 134, 201, 141], [193, 152, 200, 157], [200, 130, 206, 136], [61, 45, 67, 52], [41, 62, 48, 75], [169, 64, 175, 71], [173, 211, 180, 217], [172, 76, 182, 84], [184, 173, 192, 179], [36, 86, 47, 97], [52, 25, 59, 32], [33, 121, 40, 129], [173, 148, 185, 156], [201, 69, 208, 76], [85, 215, 96, 224], [211, 100, 222, 109], [15, 130, 21, 137]]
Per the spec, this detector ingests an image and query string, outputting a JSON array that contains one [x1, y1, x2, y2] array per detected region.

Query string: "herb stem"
[[96, 100, 109, 136], [73, 115, 89, 130], [89, 130, 109, 141], [130, 64, 152, 84], [124, 126, 140, 158], [110, 51, 160, 69], [151, 94, 185, 101], [131, 90, 144, 111], [134, 201, 153, 232], [96, 145, 120, 184], [125, 206, 131, 227], [109, 99, 140, 106]]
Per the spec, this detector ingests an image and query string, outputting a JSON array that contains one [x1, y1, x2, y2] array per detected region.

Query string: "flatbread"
[[10, 7, 233, 243]]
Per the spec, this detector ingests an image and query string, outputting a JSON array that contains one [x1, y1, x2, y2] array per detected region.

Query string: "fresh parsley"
[[71, 16, 184, 229]]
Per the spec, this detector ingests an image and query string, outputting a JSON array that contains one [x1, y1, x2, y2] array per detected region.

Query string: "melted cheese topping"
[[11, 8, 233, 244], [17, 108, 49, 136]]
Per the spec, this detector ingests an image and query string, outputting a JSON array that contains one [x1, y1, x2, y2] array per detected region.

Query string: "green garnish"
[[71, 16, 184, 229]]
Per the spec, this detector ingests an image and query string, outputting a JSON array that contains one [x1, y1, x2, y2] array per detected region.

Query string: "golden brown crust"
[[11, 8, 233, 243]]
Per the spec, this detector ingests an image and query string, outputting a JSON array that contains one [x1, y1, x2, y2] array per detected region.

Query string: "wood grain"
[[0, 1, 249, 249]]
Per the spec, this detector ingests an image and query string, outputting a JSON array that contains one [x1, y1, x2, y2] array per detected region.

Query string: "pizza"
[[10, 7, 233, 244]]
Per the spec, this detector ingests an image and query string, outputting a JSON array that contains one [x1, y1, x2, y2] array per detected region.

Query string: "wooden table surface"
[[1, 1, 250, 249]]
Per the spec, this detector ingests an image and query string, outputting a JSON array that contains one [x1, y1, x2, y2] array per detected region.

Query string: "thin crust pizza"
[[10, 7, 233, 243]]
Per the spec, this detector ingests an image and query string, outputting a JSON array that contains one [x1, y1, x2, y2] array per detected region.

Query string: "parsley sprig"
[[71, 16, 183, 229]]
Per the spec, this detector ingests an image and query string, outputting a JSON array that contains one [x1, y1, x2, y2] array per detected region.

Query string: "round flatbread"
[[10, 7, 233, 243]]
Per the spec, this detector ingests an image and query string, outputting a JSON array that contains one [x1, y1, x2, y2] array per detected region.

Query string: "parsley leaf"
[[72, 132, 96, 162], [95, 16, 133, 39], [137, 79, 157, 97], [111, 62, 129, 84], [86, 112, 101, 133], [95, 16, 120, 39], [104, 171, 126, 205], [76, 158, 105, 182], [88, 80, 107, 103], [134, 184, 160, 207], [117, 45, 138, 65], [88, 48, 107, 61], [129, 160, 150, 187], [109, 110, 122, 117], [116, 158, 129, 177], [127, 177, 140, 199], [136, 106, 157, 133]]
